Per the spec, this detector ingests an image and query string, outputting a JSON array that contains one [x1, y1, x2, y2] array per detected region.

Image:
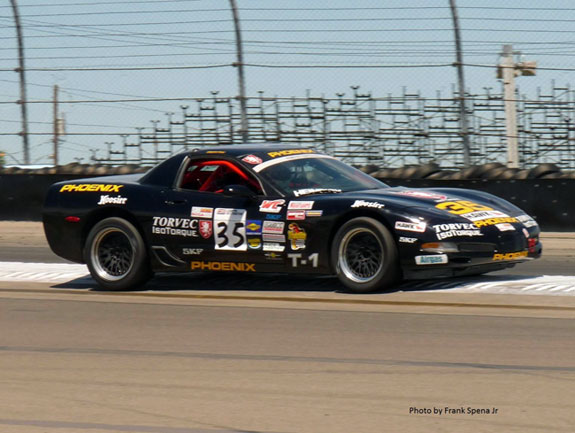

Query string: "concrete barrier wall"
[[0, 174, 573, 230]]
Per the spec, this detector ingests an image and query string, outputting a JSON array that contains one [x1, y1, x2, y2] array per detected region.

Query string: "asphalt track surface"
[[0, 222, 574, 433]]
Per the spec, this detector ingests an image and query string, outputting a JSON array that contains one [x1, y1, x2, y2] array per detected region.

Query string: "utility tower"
[[497, 45, 537, 168]]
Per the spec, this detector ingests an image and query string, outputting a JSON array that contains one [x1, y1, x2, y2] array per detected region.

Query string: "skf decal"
[[199, 220, 213, 239], [350, 200, 384, 209], [97, 195, 127, 205], [492, 251, 528, 261], [268, 149, 315, 158], [183, 248, 203, 255], [241, 154, 263, 165], [395, 221, 427, 233], [60, 184, 123, 193], [191, 261, 256, 272], [288, 223, 307, 250], [259, 199, 285, 213]]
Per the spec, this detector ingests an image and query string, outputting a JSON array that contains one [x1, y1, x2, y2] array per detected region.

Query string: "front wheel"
[[332, 217, 400, 293], [84, 217, 152, 290]]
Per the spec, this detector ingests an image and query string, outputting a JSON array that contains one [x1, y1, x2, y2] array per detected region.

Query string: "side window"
[[179, 159, 262, 194]]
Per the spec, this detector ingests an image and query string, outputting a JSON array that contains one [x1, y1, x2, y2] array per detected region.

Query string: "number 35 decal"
[[436, 200, 493, 215], [214, 208, 247, 251]]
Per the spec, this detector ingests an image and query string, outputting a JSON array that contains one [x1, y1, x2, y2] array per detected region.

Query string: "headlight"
[[420, 242, 459, 253]]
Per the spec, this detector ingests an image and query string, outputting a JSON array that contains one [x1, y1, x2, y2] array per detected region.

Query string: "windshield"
[[256, 156, 388, 196]]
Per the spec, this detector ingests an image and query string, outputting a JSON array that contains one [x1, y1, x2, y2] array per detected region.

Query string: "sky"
[[1, 0, 575, 165]]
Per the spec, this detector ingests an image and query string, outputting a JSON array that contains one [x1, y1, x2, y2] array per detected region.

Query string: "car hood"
[[335, 186, 522, 216]]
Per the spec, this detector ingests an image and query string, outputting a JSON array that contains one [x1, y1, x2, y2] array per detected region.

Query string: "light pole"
[[9, 0, 30, 164], [449, 0, 471, 167], [229, 0, 249, 143]]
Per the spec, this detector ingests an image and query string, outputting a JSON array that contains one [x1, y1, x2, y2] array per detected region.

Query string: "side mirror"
[[222, 184, 257, 199]]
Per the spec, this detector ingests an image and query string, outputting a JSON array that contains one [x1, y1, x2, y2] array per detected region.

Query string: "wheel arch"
[[327, 209, 396, 272], [81, 208, 147, 252]]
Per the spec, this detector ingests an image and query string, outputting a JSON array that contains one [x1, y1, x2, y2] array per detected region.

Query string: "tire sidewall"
[[332, 217, 400, 293], [84, 217, 150, 290]]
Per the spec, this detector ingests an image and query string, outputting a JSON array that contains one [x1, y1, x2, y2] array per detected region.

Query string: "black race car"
[[43, 145, 542, 293]]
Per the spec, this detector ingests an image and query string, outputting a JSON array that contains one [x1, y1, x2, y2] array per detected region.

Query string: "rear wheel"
[[84, 217, 152, 290], [332, 217, 400, 293]]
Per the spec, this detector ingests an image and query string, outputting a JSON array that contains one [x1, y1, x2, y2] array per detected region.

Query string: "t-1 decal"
[[288, 253, 319, 268]]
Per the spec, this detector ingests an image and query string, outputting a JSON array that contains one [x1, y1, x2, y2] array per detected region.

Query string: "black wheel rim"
[[339, 228, 384, 283], [91, 228, 134, 281]]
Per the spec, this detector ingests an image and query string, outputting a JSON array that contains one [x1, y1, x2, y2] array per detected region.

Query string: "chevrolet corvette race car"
[[43, 145, 542, 293]]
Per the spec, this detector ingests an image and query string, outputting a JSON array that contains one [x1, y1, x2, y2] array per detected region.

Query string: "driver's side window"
[[179, 159, 262, 194]]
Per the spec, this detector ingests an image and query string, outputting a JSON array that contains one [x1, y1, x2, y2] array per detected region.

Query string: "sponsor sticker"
[[259, 199, 285, 213], [287, 223, 307, 250], [492, 251, 528, 261], [415, 254, 448, 265], [399, 237, 418, 243], [190, 261, 255, 272], [474, 217, 518, 228], [263, 243, 285, 252], [268, 149, 315, 158], [461, 210, 510, 222], [293, 188, 342, 197], [60, 184, 123, 193], [152, 217, 198, 237], [394, 190, 448, 201], [287, 210, 306, 220], [265, 214, 282, 220], [288, 201, 314, 210], [265, 252, 283, 261], [97, 195, 127, 205], [262, 221, 284, 234], [247, 237, 262, 249], [199, 220, 213, 239], [395, 221, 427, 233], [350, 200, 385, 209], [305, 210, 323, 217], [517, 214, 538, 228], [246, 220, 262, 234], [495, 223, 516, 232], [183, 248, 203, 255], [191, 207, 213, 218], [241, 154, 263, 165], [432, 223, 483, 240], [263, 233, 286, 243]]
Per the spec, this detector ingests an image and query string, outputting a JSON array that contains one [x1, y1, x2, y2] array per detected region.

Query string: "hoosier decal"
[[97, 195, 127, 205], [60, 184, 123, 193]]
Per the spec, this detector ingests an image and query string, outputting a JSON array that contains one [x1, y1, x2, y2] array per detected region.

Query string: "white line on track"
[[1, 261, 575, 296]]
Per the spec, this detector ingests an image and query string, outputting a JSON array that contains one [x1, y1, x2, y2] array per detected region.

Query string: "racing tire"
[[332, 217, 400, 293], [84, 217, 152, 290]]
